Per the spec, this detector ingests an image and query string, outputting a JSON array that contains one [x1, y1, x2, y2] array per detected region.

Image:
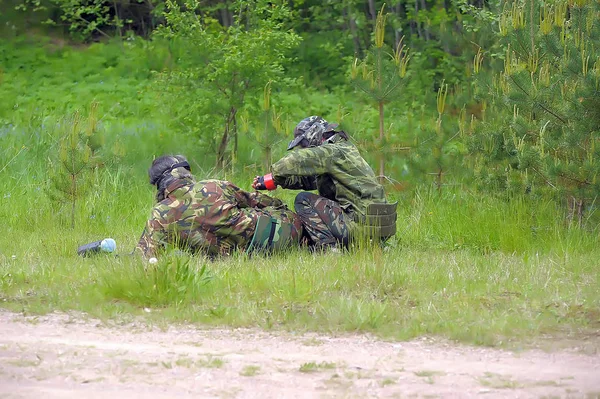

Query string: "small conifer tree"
[[350, 5, 411, 183], [157, 0, 300, 171], [46, 106, 100, 228], [241, 81, 286, 171], [409, 82, 464, 192], [471, 0, 600, 225]]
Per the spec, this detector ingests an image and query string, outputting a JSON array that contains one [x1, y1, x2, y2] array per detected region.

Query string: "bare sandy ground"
[[0, 310, 598, 399]]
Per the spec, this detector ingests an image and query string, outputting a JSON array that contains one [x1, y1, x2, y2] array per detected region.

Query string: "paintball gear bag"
[[246, 215, 295, 254]]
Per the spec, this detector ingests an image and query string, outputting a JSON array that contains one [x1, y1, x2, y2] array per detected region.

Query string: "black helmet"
[[287, 116, 339, 150], [149, 155, 192, 201], [149, 155, 191, 186]]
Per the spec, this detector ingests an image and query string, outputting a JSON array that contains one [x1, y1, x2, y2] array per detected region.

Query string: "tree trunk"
[[216, 124, 229, 169], [70, 174, 76, 229], [216, 116, 230, 169], [344, 6, 362, 57], [414, 1, 423, 39], [378, 100, 385, 183], [233, 111, 238, 158], [368, 0, 377, 25], [216, 107, 238, 169], [568, 196, 585, 227], [220, 0, 232, 27], [394, 2, 405, 49], [112, 0, 122, 38], [265, 146, 272, 171], [419, 0, 430, 41]]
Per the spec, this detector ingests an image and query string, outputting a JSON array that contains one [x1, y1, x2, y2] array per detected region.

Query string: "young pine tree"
[[350, 5, 411, 183], [241, 81, 287, 171], [472, 0, 600, 225], [46, 109, 99, 229], [409, 82, 465, 192]]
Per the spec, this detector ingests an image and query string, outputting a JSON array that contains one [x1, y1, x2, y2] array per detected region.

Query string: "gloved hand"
[[252, 174, 276, 190], [253, 175, 266, 190]]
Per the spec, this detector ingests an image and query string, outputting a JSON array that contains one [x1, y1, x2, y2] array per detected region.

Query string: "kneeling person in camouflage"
[[253, 116, 395, 251], [136, 155, 303, 259]]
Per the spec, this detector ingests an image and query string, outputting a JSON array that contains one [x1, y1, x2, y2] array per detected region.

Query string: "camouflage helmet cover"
[[287, 116, 339, 150]]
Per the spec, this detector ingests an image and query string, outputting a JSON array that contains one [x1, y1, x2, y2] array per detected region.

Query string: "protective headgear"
[[149, 155, 193, 202], [287, 116, 339, 150]]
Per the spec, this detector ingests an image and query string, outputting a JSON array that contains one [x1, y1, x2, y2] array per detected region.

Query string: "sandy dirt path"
[[0, 310, 598, 398]]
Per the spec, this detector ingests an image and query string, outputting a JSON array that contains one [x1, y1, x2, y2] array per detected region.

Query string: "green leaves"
[[349, 5, 412, 181], [12, 0, 163, 40], [155, 0, 301, 170]]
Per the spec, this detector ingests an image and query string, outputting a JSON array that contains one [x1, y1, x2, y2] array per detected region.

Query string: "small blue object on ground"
[[100, 238, 117, 253]]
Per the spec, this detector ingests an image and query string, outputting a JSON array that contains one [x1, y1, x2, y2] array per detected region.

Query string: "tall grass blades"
[[98, 256, 212, 307]]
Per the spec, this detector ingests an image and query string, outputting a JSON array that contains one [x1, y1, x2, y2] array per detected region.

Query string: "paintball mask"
[[287, 116, 339, 150], [149, 155, 193, 202], [149, 156, 191, 187]]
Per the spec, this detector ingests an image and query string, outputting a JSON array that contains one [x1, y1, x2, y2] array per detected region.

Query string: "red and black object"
[[255, 174, 277, 191]]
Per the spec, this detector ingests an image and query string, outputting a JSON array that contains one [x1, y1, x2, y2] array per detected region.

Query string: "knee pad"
[[294, 191, 315, 211]]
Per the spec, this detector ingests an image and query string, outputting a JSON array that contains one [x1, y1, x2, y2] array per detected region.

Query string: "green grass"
[[414, 370, 445, 377], [379, 378, 396, 386], [478, 372, 522, 389], [240, 365, 261, 376], [0, 169, 599, 347], [0, 35, 599, 349], [167, 355, 223, 369], [197, 356, 225, 369], [299, 361, 337, 373]]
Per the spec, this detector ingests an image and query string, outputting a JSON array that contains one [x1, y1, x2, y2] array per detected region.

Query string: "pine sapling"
[[350, 5, 411, 183], [46, 109, 99, 229], [243, 81, 286, 171], [471, 0, 600, 225]]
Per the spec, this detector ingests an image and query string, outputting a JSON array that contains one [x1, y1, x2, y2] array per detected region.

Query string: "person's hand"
[[253, 174, 277, 190], [253, 175, 267, 190]]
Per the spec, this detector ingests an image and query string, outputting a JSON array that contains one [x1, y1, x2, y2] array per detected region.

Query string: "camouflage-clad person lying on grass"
[[253, 116, 389, 250], [136, 155, 303, 259]]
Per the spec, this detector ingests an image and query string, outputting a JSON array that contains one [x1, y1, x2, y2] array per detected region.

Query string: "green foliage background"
[[0, 0, 598, 344], [1, 0, 599, 232]]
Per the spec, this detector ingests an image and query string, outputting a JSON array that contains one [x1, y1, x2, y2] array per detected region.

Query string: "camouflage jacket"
[[136, 177, 301, 258], [270, 139, 386, 220]]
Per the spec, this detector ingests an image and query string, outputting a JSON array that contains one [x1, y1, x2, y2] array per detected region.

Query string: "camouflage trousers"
[[294, 192, 354, 248]]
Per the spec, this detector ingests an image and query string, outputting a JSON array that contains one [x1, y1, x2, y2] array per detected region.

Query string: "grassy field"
[[1, 174, 598, 347], [1, 36, 599, 348]]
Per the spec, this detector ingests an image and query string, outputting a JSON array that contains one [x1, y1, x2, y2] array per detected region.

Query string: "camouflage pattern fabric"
[[294, 192, 354, 248], [246, 215, 296, 253], [288, 116, 339, 150], [136, 176, 302, 258], [271, 139, 386, 222]]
